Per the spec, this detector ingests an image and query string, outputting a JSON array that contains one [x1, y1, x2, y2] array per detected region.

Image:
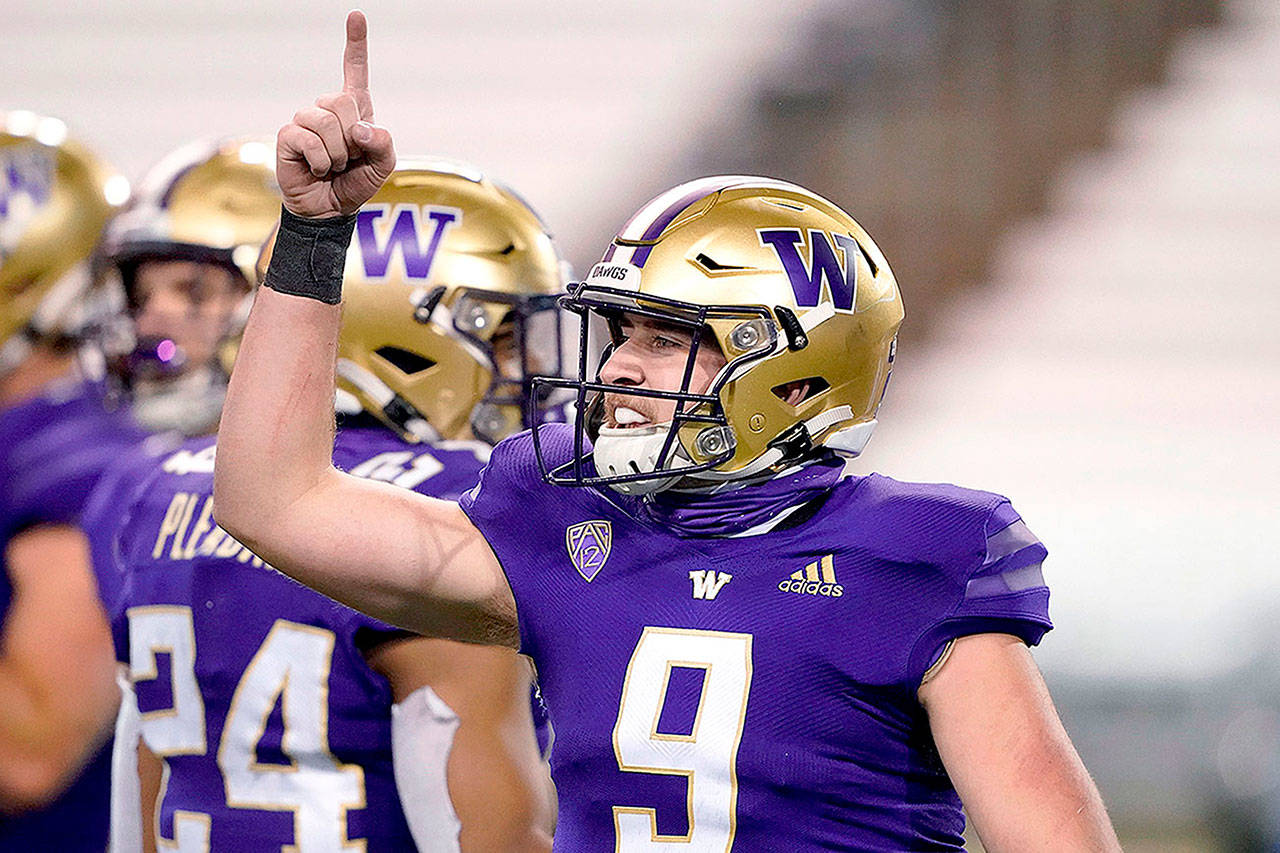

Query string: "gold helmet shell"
[[538, 175, 903, 494], [259, 159, 565, 443], [99, 138, 281, 435], [1, 111, 129, 373], [102, 137, 280, 292]]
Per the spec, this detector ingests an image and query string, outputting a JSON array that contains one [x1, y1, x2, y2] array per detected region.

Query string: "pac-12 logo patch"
[[758, 228, 865, 311], [566, 520, 612, 582]]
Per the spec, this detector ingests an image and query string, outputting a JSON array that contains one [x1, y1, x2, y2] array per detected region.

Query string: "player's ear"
[[776, 380, 811, 407]]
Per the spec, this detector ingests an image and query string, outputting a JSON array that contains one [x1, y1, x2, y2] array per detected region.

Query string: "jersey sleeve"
[[81, 449, 163, 618], [0, 439, 74, 541], [457, 429, 565, 659], [0, 392, 149, 541], [908, 499, 1053, 681], [458, 431, 544, 519]]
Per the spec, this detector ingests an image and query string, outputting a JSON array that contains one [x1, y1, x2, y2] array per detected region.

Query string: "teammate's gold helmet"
[[101, 137, 281, 297], [98, 138, 281, 433], [1, 111, 129, 376], [534, 175, 903, 495], [261, 160, 566, 444]]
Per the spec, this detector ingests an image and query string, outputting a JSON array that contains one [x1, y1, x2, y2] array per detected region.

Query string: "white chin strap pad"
[[131, 367, 227, 435], [594, 406, 871, 494], [824, 418, 877, 457], [593, 424, 691, 495]]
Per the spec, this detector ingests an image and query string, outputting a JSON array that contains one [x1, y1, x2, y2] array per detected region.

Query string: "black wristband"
[[263, 206, 358, 305]]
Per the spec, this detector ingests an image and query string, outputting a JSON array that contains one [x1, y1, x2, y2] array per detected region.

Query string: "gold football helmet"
[[534, 175, 903, 495], [99, 137, 281, 433], [261, 159, 566, 444], [1, 110, 129, 376], [101, 137, 280, 294]]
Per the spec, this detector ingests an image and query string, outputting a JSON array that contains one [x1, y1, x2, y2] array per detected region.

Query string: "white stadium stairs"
[[847, 2, 1280, 845]]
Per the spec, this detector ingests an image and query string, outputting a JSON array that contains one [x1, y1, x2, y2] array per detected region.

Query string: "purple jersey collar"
[[639, 453, 845, 537]]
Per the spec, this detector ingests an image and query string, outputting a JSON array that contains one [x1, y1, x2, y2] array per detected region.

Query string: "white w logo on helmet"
[[0, 147, 54, 258]]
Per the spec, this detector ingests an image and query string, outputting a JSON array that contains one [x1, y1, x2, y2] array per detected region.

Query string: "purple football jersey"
[[460, 425, 1052, 852], [0, 377, 149, 553], [82, 433, 188, 614], [0, 377, 150, 852], [102, 423, 490, 851]]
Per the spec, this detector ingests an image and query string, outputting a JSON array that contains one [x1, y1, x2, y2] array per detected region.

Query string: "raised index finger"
[[343, 11, 370, 102]]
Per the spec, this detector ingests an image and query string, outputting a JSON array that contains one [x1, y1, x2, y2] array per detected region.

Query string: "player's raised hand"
[[277, 10, 395, 219]]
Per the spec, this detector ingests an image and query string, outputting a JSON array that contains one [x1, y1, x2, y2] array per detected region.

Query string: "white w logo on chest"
[[688, 570, 733, 601]]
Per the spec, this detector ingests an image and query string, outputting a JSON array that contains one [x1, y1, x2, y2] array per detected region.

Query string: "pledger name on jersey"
[[150, 490, 272, 570], [778, 554, 844, 597]]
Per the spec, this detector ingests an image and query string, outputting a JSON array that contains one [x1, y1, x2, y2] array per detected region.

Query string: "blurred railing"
[[696, 0, 1222, 341]]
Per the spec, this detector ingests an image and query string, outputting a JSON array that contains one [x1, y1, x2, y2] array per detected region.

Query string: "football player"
[[0, 110, 139, 850], [96, 136, 283, 440], [215, 13, 1122, 851], [94, 161, 560, 851], [79, 136, 282, 849]]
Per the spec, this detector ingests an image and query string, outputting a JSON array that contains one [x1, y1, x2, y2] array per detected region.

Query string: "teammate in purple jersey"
[[77, 135, 281, 851], [100, 160, 562, 851], [216, 13, 1120, 851], [0, 381, 150, 849], [95, 429, 495, 850], [0, 110, 136, 849]]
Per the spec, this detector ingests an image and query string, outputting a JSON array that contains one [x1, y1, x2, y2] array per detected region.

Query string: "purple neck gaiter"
[[641, 453, 846, 537]]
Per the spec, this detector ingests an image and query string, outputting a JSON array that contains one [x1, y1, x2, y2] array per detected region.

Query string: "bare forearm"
[[922, 635, 1121, 852], [963, 724, 1118, 852], [215, 11, 517, 647], [0, 661, 108, 811], [1, 530, 119, 809], [378, 641, 550, 850], [215, 286, 341, 547], [216, 9, 392, 577], [138, 741, 164, 853]]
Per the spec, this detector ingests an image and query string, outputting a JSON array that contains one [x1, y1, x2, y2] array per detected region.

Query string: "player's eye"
[[652, 334, 683, 350]]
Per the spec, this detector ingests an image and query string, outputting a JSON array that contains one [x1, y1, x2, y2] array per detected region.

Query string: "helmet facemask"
[[532, 283, 778, 495], [382, 284, 564, 445], [104, 256, 252, 435]]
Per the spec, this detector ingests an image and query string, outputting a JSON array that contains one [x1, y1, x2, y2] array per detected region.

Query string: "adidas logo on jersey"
[[778, 554, 843, 597]]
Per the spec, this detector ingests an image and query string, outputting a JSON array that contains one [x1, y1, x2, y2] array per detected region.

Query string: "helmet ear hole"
[[771, 377, 829, 407], [374, 346, 436, 375]]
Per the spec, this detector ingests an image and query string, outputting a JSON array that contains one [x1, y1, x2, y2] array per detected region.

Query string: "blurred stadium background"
[[5, 0, 1278, 848]]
